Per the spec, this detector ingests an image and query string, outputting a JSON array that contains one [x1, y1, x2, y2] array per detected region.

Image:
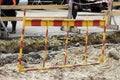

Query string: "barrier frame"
[[18, 10, 106, 72]]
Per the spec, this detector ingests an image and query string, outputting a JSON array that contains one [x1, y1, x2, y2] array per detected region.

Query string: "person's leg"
[[72, 9, 77, 19], [10, 10, 17, 34], [10, 21, 16, 33]]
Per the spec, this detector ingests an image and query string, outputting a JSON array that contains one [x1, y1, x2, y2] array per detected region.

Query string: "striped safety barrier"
[[24, 19, 106, 27], [18, 11, 106, 72]]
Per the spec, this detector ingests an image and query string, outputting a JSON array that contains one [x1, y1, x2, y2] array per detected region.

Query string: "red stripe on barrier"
[[54, 20, 63, 26], [46, 29, 48, 37], [19, 57, 22, 64], [31, 19, 41, 26], [65, 43, 68, 51], [43, 60, 45, 67], [102, 40, 106, 45], [104, 26, 106, 33], [22, 29, 24, 35], [74, 20, 82, 26], [84, 44, 87, 52], [49, 66, 59, 69], [64, 56, 67, 65], [86, 31, 88, 35], [93, 20, 100, 26], [102, 50, 104, 55], [44, 44, 47, 51], [20, 41, 23, 49], [65, 31, 69, 50], [73, 64, 84, 67]]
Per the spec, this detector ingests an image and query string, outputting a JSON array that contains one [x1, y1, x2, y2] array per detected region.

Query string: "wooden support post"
[[106, 1, 119, 30], [67, 0, 73, 19]]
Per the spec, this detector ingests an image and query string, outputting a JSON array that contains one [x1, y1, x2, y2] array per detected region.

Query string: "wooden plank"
[[1, 16, 67, 21], [0, 5, 68, 10], [112, 11, 120, 16], [0, 2, 119, 10], [113, 2, 120, 6], [104, 10, 120, 16], [1, 11, 120, 21]]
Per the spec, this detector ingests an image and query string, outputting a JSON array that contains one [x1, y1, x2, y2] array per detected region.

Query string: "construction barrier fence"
[[18, 11, 106, 72]]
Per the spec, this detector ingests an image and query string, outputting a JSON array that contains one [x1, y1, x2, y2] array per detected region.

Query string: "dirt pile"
[[0, 43, 120, 80]]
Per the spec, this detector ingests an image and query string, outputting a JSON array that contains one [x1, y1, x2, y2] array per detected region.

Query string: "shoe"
[[10, 31, 16, 34]]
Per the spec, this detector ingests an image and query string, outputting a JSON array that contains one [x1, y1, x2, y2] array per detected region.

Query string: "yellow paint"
[[62, 20, 68, 26], [20, 35, 24, 41], [100, 20, 106, 26], [59, 65, 73, 68], [85, 37, 88, 44], [66, 37, 68, 44], [48, 20, 54, 26], [103, 33, 106, 40], [17, 64, 24, 72], [102, 46, 105, 51], [100, 54, 104, 63], [43, 51, 47, 60], [88, 20, 93, 26], [25, 20, 32, 26], [68, 20, 74, 26], [45, 38, 48, 44], [41, 20, 47, 26], [19, 49, 23, 57], [82, 20, 87, 26]]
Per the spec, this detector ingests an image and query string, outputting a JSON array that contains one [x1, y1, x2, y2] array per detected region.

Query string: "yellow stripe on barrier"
[[25, 19, 32, 26], [100, 20, 106, 27]]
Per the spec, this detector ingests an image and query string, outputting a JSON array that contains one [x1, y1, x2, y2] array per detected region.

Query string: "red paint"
[[54, 20, 63, 26], [104, 26, 106, 33], [31, 19, 41, 26], [64, 56, 67, 65], [20, 41, 23, 49], [43, 60, 45, 67], [102, 50, 104, 55], [74, 20, 82, 26], [49, 66, 59, 69], [19, 58, 22, 64], [93, 20, 100, 26], [22, 29, 24, 35], [84, 44, 87, 53]]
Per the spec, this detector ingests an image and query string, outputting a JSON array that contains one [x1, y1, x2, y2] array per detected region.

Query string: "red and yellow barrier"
[[24, 19, 106, 27], [18, 11, 106, 72]]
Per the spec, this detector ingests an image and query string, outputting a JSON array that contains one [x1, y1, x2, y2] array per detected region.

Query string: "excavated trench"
[[0, 31, 120, 53], [0, 31, 120, 65]]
